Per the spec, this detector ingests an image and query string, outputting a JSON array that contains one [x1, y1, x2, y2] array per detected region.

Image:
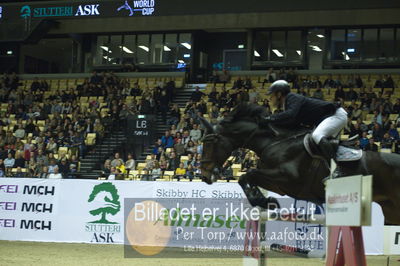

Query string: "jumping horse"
[[199, 103, 400, 225]]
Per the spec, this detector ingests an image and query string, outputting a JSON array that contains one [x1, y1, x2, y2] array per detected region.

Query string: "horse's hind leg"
[[239, 169, 282, 210]]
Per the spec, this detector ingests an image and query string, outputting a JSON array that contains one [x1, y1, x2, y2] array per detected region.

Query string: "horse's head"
[[199, 118, 233, 184]]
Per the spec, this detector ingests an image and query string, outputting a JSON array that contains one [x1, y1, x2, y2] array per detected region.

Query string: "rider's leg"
[[312, 107, 348, 159]]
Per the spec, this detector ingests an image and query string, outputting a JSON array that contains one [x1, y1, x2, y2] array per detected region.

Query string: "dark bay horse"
[[200, 103, 400, 225]]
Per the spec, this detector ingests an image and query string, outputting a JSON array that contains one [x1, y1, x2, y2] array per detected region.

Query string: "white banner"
[[0, 178, 385, 254]]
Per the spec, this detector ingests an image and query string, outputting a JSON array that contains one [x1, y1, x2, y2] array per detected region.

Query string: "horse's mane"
[[220, 103, 267, 125]]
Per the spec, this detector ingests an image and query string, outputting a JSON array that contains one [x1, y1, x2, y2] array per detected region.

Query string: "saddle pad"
[[336, 146, 363, 161]]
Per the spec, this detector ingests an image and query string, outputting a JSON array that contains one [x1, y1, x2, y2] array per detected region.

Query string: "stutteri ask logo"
[[20, 5, 31, 18], [88, 182, 121, 224]]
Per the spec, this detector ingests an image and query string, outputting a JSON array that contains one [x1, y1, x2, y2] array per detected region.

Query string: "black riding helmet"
[[267, 80, 291, 95]]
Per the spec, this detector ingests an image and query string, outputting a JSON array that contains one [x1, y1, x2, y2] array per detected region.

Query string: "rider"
[[260, 80, 348, 160]]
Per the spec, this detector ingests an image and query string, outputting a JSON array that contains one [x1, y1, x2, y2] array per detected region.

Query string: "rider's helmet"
[[267, 80, 291, 96]]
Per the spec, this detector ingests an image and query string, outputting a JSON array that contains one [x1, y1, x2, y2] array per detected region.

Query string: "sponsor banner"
[[0, 178, 385, 255]]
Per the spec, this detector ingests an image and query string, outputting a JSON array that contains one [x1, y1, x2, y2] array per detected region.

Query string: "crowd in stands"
[[0, 71, 177, 178], [1, 69, 399, 181]]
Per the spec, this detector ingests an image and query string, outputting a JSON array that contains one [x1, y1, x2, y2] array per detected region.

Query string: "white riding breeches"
[[312, 107, 348, 144]]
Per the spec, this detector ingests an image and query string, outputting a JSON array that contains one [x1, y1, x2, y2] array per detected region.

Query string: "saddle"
[[304, 134, 362, 162]]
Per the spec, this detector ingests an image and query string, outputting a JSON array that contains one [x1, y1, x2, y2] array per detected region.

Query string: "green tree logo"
[[20, 5, 31, 18], [88, 182, 121, 224]]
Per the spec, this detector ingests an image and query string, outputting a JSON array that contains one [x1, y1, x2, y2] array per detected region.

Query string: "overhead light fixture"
[[163, 46, 171, 51], [100, 46, 109, 52], [254, 50, 260, 57], [310, 45, 322, 52], [103, 56, 108, 60], [181, 42, 191, 49], [138, 45, 149, 52], [6, 51, 13, 55], [238, 44, 244, 49], [296, 50, 302, 55], [317, 34, 325, 38], [272, 49, 284, 57], [178, 60, 185, 64], [183, 54, 190, 58], [347, 48, 355, 53], [119, 46, 134, 54]]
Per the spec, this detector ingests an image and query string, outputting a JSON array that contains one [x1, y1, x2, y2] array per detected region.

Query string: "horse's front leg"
[[238, 169, 283, 210]]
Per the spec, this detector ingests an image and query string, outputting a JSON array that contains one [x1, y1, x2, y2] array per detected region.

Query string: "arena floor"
[[0, 241, 399, 266]]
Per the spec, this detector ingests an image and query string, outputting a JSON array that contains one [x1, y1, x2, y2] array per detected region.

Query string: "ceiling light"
[[296, 50, 302, 55], [238, 44, 244, 49], [272, 49, 284, 57], [183, 54, 190, 58], [178, 60, 185, 64], [347, 48, 355, 53], [100, 46, 109, 52], [119, 46, 134, 54], [317, 34, 325, 38], [138, 45, 149, 52], [181, 42, 191, 49], [311, 45, 322, 52], [163, 46, 171, 51], [254, 50, 260, 57]]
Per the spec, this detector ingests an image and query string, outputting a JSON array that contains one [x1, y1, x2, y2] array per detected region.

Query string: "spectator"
[[46, 138, 58, 154], [185, 164, 195, 181], [221, 161, 234, 181], [28, 157, 37, 177], [381, 133, 394, 149], [334, 86, 346, 101], [167, 104, 180, 126], [58, 159, 70, 178], [175, 162, 186, 180], [359, 132, 369, 150], [48, 159, 58, 174], [365, 138, 378, 152], [161, 131, 174, 148], [14, 152, 25, 168], [174, 138, 185, 156], [372, 123, 384, 142], [0, 158, 5, 174], [125, 153, 135, 177], [111, 153, 124, 168], [167, 152, 180, 171], [140, 169, 152, 181], [189, 124, 202, 142], [4, 153, 15, 174], [107, 167, 117, 180], [190, 87, 205, 102], [14, 124, 25, 139], [66, 164, 77, 179], [151, 161, 162, 180], [346, 87, 359, 101], [185, 140, 197, 155], [389, 124, 399, 140], [36, 149, 48, 168], [219, 70, 230, 85], [312, 87, 324, 100], [145, 154, 157, 170], [48, 166, 62, 179]]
